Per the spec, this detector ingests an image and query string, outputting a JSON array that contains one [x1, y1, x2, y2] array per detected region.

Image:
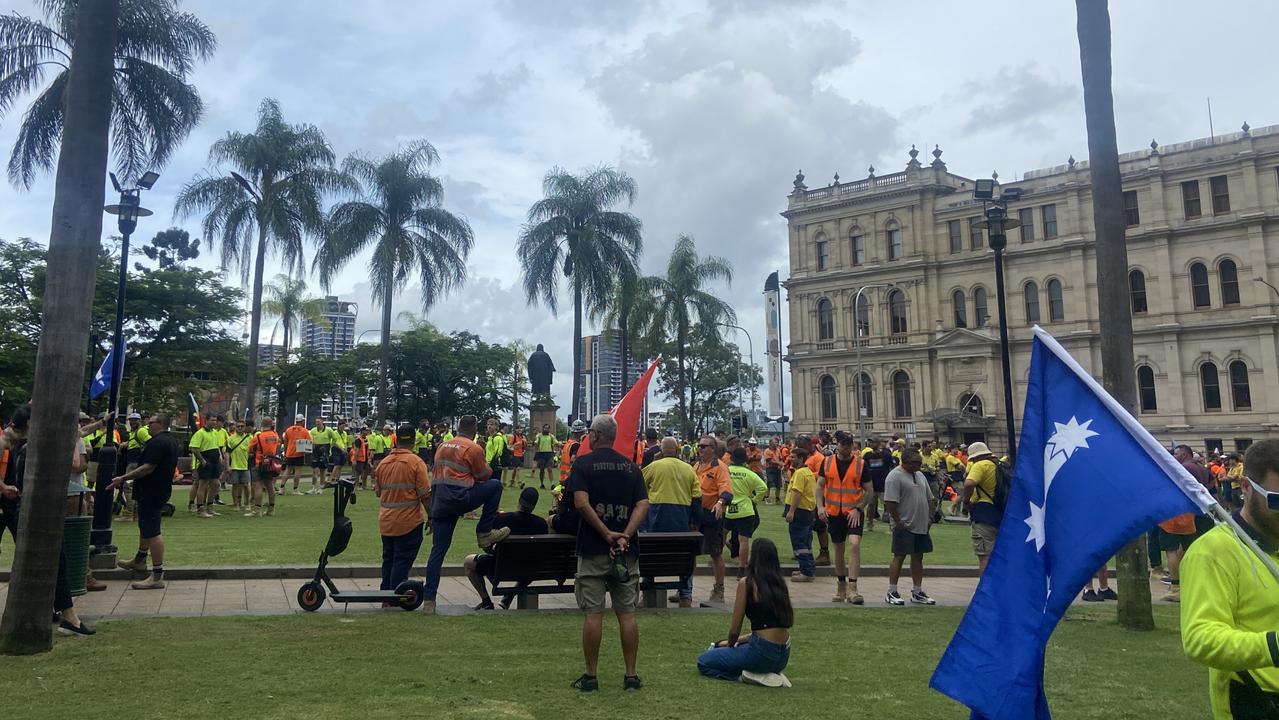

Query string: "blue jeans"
[[788, 508, 815, 577], [423, 479, 503, 601], [380, 523, 424, 591], [644, 503, 693, 598], [698, 635, 790, 681]]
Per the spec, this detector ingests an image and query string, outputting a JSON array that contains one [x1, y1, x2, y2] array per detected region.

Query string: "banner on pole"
[[763, 272, 783, 417]]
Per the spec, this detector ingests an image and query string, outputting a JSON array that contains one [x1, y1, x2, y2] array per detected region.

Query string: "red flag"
[[578, 357, 660, 457]]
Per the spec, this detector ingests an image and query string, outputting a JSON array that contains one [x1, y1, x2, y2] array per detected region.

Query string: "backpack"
[[971, 458, 1012, 526]]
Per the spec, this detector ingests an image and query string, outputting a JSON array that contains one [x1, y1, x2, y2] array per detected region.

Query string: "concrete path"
[[0, 573, 1181, 620]]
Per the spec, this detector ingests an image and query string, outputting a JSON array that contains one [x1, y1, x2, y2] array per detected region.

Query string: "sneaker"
[[293, 490, 305, 496], [623, 675, 642, 692], [571, 674, 599, 693], [1099, 587, 1118, 601], [208, 509, 221, 517], [1149, 565, 1164, 580], [187, 504, 195, 513], [847, 591, 865, 605], [473, 600, 495, 611], [789, 572, 814, 583], [244, 509, 258, 518], [265, 506, 275, 516], [1159, 574, 1172, 585], [910, 589, 936, 605], [57, 619, 96, 637], [421, 600, 437, 615], [1082, 589, 1101, 602], [886, 590, 905, 606], [130, 577, 166, 590], [740, 670, 789, 688], [117, 557, 148, 573], [476, 526, 511, 549], [1162, 586, 1180, 603]]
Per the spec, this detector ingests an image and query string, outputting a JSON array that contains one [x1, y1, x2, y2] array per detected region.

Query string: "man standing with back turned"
[[421, 415, 510, 614], [570, 414, 650, 693]]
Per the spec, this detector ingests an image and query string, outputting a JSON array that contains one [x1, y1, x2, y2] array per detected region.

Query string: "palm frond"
[[5, 69, 64, 187], [316, 200, 383, 290]]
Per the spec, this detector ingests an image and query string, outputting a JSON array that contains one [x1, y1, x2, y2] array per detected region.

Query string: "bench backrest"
[[636, 532, 701, 579], [492, 534, 577, 583]]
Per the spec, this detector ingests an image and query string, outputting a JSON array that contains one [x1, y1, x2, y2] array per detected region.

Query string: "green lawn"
[[1, 469, 982, 568], [3, 605, 1205, 719]]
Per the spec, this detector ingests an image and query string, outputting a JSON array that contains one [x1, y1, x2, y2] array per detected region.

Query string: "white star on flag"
[[1026, 416, 1100, 556], [1025, 500, 1047, 552]]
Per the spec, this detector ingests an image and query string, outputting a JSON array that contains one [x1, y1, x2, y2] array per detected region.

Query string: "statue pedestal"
[[527, 399, 559, 468]]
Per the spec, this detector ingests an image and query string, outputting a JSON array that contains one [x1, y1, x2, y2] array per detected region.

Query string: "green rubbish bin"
[[63, 515, 92, 597]]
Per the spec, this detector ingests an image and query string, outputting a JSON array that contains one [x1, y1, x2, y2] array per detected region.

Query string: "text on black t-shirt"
[[567, 447, 647, 557]]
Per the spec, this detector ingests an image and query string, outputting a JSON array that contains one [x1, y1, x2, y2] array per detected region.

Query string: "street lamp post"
[[1256, 276, 1279, 302], [853, 283, 893, 442], [718, 322, 756, 431], [98, 170, 158, 551], [976, 178, 1022, 459]]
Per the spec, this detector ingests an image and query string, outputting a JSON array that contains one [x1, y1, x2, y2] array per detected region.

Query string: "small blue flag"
[[930, 326, 1215, 720], [88, 340, 125, 400]]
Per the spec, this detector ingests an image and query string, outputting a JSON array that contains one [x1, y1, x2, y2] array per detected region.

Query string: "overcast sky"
[[2, 0, 1276, 414]]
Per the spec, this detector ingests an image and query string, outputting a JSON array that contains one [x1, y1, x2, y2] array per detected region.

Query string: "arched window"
[[886, 222, 903, 260], [892, 370, 912, 418], [888, 289, 908, 335], [815, 235, 830, 271], [819, 375, 838, 420], [1190, 262, 1210, 308], [850, 232, 865, 266], [959, 392, 983, 416], [856, 372, 873, 419], [1024, 281, 1041, 323], [855, 295, 871, 337], [974, 287, 990, 327], [1219, 259, 1240, 305], [817, 299, 834, 340], [952, 290, 968, 328], [1229, 360, 1251, 410], [1200, 362, 1221, 411], [1047, 279, 1065, 321], [1137, 365, 1157, 412], [1129, 270, 1148, 315]]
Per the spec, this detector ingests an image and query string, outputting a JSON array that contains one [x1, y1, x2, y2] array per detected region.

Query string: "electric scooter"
[[297, 478, 424, 612]]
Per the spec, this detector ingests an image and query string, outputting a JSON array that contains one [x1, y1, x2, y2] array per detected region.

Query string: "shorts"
[[353, 461, 369, 474], [473, 553, 496, 579], [535, 451, 553, 469], [285, 456, 304, 467], [698, 507, 725, 555], [311, 448, 331, 469], [196, 461, 221, 480], [227, 469, 251, 485], [725, 515, 760, 557], [971, 522, 999, 555], [826, 511, 863, 543], [135, 494, 168, 540], [575, 553, 639, 614], [814, 516, 828, 534], [1158, 528, 1195, 552], [765, 467, 783, 489], [507, 455, 524, 469], [891, 526, 934, 555], [330, 449, 347, 467]]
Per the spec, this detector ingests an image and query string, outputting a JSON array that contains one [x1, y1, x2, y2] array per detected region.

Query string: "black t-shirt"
[[641, 444, 662, 468], [135, 430, 179, 499], [864, 449, 896, 482], [567, 447, 647, 557], [494, 510, 549, 536], [1, 439, 27, 511]]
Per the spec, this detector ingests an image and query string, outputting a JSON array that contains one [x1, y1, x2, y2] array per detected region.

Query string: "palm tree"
[[0, 0, 118, 656], [591, 265, 641, 392], [314, 141, 474, 424], [175, 98, 351, 422], [637, 235, 734, 440], [262, 274, 329, 356], [517, 166, 642, 422], [0, 0, 215, 187]]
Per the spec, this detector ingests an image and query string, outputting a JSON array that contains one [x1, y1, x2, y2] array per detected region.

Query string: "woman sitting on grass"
[[697, 537, 793, 687]]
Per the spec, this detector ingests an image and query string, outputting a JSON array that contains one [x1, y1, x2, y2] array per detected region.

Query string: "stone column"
[[527, 399, 560, 468]]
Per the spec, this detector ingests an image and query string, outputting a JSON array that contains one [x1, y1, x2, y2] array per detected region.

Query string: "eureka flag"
[[930, 326, 1216, 720], [88, 340, 125, 400]]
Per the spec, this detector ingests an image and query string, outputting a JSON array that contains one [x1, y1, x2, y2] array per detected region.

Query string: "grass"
[[0, 468, 982, 568], [1, 605, 1205, 719]]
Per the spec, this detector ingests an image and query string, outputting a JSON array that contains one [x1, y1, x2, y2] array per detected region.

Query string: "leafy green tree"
[[261, 274, 328, 356], [517, 165, 642, 421], [175, 98, 352, 421], [315, 141, 473, 424], [636, 235, 734, 439], [654, 327, 760, 436], [260, 349, 344, 428], [0, 238, 44, 414], [134, 226, 199, 272], [0, 0, 215, 187]]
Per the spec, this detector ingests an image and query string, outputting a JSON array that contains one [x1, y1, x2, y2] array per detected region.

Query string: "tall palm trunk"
[[245, 224, 268, 422], [1077, 0, 1150, 630], [377, 267, 394, 424], [677, 317, 689, 439], [571, 274, 583, 423], [0, 0, 119, 655]]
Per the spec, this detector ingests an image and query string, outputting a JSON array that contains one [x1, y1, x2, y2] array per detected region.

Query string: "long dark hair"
[[746, 537, 793, 628]]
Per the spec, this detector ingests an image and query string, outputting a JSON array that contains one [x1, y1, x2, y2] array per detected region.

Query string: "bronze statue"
[[527, 343, 555, 397]]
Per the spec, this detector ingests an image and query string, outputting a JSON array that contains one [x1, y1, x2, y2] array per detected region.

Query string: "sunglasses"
[[698, 443, 714, 449], [1246, 476, 1279, 511]]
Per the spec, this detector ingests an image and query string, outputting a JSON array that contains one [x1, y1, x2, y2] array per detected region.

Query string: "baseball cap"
[[518, 486, 539, 513]]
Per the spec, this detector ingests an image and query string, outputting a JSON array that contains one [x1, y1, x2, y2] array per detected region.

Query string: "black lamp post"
[[976, 178, 1021, 459], [96, 171, 157, 550]]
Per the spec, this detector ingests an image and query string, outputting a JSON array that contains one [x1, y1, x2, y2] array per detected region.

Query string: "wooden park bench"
[[489, 531, 702, 610]]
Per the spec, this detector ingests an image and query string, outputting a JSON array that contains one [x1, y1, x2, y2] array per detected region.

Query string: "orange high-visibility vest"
[[559, 441, 579, 483], [511, 435, 526, 458], [350, 436, 369, 463], [820, 453, 866, 517]]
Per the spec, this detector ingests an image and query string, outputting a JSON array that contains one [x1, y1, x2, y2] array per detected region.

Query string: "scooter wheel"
[[297, 582, 325, 612], [395, 580, 424, 611]]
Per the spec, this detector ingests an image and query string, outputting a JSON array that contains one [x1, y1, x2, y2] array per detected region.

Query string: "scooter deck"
[[330, 591, 405, 603]]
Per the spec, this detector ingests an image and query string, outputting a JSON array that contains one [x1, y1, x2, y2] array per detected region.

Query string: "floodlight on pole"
[[975, 177, 1022, 459]]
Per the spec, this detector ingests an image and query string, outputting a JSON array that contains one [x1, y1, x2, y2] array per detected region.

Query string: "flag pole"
[[1207, 503, 1279, 584]]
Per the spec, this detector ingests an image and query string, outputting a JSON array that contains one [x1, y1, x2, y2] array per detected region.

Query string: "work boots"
[[814, 548, 831, 566], [709, 583, 725, 603], [832, 579, 847, 603]]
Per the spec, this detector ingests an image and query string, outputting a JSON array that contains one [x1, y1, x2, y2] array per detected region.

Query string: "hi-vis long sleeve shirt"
[[1180, 515, 1279, 719]]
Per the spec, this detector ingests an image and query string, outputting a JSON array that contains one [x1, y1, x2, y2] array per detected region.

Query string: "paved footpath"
[[0, 572, 1180, 619]]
